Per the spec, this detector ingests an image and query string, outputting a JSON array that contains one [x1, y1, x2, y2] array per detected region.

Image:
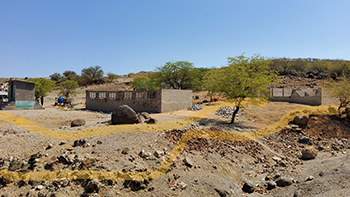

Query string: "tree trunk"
[[40, 96, 44, 106], [230, 106, 240, 124]]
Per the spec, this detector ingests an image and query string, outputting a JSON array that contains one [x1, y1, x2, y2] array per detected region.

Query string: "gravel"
[[188, 104, 203, 111]]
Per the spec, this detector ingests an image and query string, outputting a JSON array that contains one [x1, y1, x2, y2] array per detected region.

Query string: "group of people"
[[54, 96, 64, 106]]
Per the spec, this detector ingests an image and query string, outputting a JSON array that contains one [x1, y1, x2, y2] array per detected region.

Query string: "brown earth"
[[0, 76, 349, 197]]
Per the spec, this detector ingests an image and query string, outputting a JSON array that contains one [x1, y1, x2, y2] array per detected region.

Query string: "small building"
[[86, 89, 193, 113], [269, 88, 322, 105], [0, 79, 42, 110]]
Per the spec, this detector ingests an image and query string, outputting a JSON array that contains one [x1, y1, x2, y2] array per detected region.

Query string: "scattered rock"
[[139, 149, 150, 158], [301, 146, 318, 160], [178, 182, 187, 190], [138, 114, 146, 123], [188, 104, 203, 111], [154, 150, 164, 158], [74, 139, 87, 147], [35, 185, 44, 190], [46, 156, 58, 166], [123, 180, 150, 191], [272, 156, 282, 162], [298, 136, 312, 145], [140, 112, 151, 119], [242, 181, 255, 193], [71, 119, 86, 127], [86, 179, 100, 193], [111, 105, 141, 125], [266, 181, 276, 190], [121, 147, 130, 155], [340, 114, 347, 119], [46, 144, 53, 149], [147, 118, 158, 124], [275, 177, 293, 187], [183, 156, 194, 168], [305, 176, 314, 182]]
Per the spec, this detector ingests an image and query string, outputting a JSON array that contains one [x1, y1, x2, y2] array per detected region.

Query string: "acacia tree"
[[63, 70, 79, 81], [81, 66, 104, 79], [150, 61, 203, 90], [27, 78, 55, 105], [324, 76, 350, 111], [59, 80, 79, 98], [49, 73, 62, 82], [107, 72, 118, 82], [205, 54, 278, 123], [202, 68, 221, 101]]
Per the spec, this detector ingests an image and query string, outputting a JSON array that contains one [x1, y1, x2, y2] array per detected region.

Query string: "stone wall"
[[86, 89, 193, 113], [269, 88, 322, 105]]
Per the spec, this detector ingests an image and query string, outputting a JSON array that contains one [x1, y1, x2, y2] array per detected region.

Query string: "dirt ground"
[[0, 79, 349, 197]]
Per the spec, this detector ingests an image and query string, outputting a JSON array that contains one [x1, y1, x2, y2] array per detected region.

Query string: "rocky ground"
[[0, 76, 350, 197]]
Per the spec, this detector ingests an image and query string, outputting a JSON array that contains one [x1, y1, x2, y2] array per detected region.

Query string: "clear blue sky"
[[1, 0, 349, 78]]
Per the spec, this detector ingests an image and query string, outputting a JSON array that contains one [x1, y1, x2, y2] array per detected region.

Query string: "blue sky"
[[1, 0, 349, 78]]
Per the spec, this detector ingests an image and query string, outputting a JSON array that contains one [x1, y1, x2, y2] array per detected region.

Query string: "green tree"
[[27, 78, 55, 105], [77, 74, 93, 86], [324, 76, 350, 111], [59, 80, 79, 98], [107, 72, 118, 82], [206, 54, 278, 123], [132, 76, 158, 90], [81, 66, 104, 79], [150, 61, 203, 90], [202, 68, 221, 101], [63, 70, 79, 81], [49, 73, 62, 82]]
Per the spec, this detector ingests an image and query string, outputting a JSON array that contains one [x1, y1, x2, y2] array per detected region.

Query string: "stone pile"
[[215, 107, 236, 118], [187, 104, 203, 111]]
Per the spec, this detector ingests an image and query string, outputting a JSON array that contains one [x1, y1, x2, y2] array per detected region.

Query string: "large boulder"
[[111, 105, 140, 125], [293, 115, 309, 125], [301, 146, 318, 160], [71, 119, 85, 127]]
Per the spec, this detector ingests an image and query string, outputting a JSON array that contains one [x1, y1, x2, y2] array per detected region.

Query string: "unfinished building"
[[269, 88, 322, 105], [86, 89, 193, 113]]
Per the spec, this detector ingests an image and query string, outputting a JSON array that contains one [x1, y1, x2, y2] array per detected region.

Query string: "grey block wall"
[[269, 88, 322, 105], [86, 89, 193, 113], [161, 89, 193, 112]]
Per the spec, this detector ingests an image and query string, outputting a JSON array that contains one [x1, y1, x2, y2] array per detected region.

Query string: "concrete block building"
[[0, 79, 42, 110], [86, 89, 193, 113]]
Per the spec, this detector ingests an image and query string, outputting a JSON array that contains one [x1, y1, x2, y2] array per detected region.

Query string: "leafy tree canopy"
[[324, 76, 350, 111], [59, 80, 79, 98], [107, 72, 118, 82], [150, 61, 203, 91], [204, 54, 278, 123], [49, 73, 62, 82], [132, 76, 158, 91], [62, 70, 79, 81], [81, 66, 104, 79], [27, 78, 55, 99]]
